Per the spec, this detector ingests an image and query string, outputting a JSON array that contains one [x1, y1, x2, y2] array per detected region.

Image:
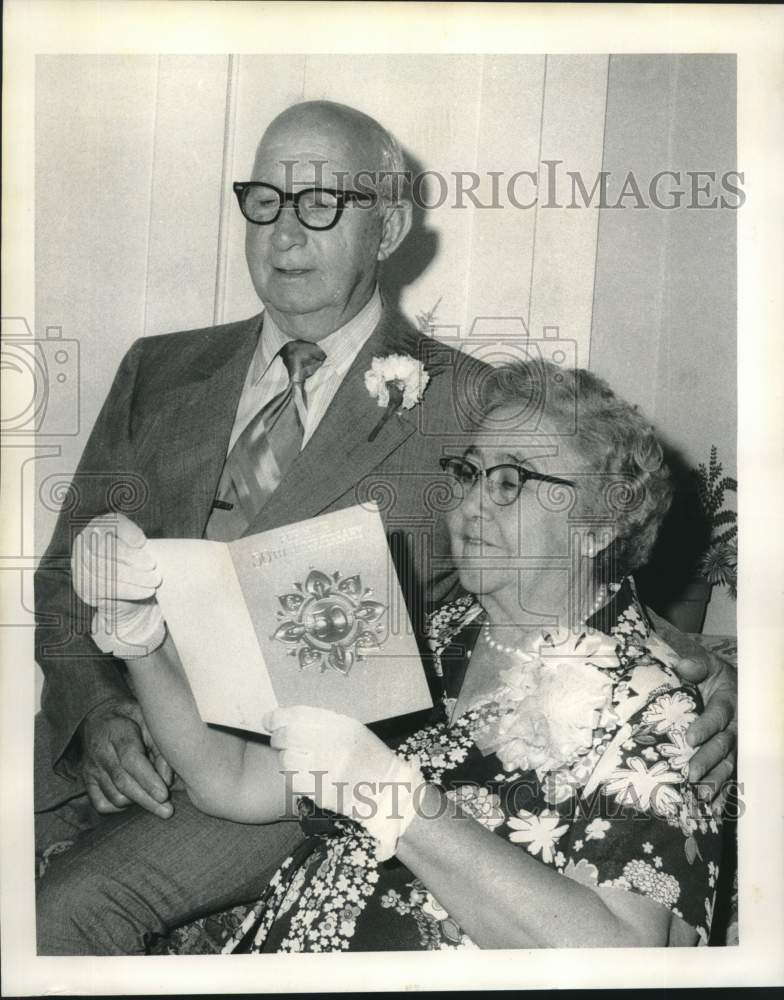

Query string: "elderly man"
[[34, 100, 736, 954]]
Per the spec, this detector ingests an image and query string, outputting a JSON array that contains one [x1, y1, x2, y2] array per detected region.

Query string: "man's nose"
[[270, 206, 307, 251]]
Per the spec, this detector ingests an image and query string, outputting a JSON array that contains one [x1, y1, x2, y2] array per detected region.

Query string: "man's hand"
[[78, 696, 174, 818], [645, 612, 738, 812], [672, 655, 738, 812]]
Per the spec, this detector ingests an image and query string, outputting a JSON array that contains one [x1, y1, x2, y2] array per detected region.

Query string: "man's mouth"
[[273, 266, 310, 276]]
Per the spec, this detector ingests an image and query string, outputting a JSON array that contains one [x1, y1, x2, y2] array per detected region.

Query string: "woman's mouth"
[[463, 535, 495, 551]]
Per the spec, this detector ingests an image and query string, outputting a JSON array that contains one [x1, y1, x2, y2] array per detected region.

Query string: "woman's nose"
[[270, 206, 307, 250], [460, 474, 490, 518]]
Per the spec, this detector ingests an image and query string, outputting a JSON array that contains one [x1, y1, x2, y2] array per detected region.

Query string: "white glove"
[[264, 706, 424, 861], [71, 513, 166, 658]]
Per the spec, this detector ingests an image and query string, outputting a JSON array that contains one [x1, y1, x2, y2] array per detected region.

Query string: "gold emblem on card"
[[272, 570, 386, 675]]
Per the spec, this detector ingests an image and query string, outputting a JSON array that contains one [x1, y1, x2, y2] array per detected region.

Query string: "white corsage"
[[479, 627, 621, 775], [364, 354, 431, 441]]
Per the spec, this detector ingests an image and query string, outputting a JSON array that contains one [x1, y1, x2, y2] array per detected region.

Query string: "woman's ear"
[[578, 529, 620, 620], [583, 528, 616, 560], [581, 530, 622, 598], [377, 201, 412, 261]]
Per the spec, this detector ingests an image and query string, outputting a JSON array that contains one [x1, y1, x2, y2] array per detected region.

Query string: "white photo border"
[[2, 1, 783, 994]]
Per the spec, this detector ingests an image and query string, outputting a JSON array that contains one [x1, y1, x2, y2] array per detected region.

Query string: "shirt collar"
[[252, 288, 382, 385]]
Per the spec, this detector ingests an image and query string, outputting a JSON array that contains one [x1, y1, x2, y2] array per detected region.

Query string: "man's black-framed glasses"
[[233, 182, 376, 231], [439, 455, 576, 507]]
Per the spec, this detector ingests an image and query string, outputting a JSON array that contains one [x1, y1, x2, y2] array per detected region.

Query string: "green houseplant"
[[635, 446, 738, 632], [694, 446, 738, 599]]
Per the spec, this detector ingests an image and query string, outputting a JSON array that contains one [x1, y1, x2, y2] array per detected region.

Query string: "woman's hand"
[[264, 706, 422, 859], [266, 709, 675, 947], [71, 513, 166, 658]]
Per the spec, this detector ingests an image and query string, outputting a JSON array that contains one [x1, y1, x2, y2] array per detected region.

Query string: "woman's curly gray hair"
[[477, 361, 673, 581]]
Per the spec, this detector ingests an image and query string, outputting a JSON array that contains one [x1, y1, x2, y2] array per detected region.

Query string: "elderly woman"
[[81, 363, 723, 950]]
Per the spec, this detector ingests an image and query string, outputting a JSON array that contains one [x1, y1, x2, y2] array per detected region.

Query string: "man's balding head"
[[242, 100, 412, 341], [258, 101, 407, 204]]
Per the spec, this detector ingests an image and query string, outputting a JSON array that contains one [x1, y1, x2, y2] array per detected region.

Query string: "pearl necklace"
[[481, 584, 617, 660], [481, 624, 534, 660]]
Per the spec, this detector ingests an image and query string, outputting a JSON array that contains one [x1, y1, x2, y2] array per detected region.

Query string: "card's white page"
[[150, 537, 278, 732]]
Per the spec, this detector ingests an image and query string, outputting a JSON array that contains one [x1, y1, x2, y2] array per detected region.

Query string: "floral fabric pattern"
[[224, 579, 722, 953]]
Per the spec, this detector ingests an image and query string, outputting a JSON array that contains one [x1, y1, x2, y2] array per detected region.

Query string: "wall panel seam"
[[527, 54, 548, 335], [587, 54, 611, 371], [142, 55, 160, 338], [213, 54, 240, 327]]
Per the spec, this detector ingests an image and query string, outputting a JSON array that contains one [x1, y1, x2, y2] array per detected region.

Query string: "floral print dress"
[[224, 581, 722, 952]]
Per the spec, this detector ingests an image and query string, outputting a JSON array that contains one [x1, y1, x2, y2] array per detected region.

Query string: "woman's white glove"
[[71, 513, 166, 659], [264, 706, 424, 861]]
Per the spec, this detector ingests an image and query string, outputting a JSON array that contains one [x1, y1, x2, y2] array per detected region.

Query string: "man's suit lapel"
[[151, 316, 261, 539], [245, 310, 422, 535]]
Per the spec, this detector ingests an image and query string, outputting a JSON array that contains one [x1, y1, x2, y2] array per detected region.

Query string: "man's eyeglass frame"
[[233, 181, 377, 232], [439, 456, 576, 507]]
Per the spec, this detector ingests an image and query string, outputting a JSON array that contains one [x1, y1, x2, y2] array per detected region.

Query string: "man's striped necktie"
[[212, 339, 326, 533]]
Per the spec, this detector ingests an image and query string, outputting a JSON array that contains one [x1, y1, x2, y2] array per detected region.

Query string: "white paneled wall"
[[528, 55, 608, 365], [36, 55, 160, 557], [144, 56, 229, 336], [463, 56, 545, 337], [590, 55, 737, 635]]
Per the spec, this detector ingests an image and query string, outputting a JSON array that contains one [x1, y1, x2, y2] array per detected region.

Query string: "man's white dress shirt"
[[227, 288, 382, 453], [204, 289, 382, 542]]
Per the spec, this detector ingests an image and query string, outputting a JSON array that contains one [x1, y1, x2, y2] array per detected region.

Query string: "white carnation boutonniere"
[[364, 353, 431, 442], [478, 627, 622, 776]]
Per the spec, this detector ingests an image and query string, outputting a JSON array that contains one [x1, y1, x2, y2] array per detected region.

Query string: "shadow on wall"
[[380, 147, 439, 316], [635, 442, 714, 627]]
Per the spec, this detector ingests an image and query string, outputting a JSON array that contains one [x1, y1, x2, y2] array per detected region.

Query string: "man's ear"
[[377, 201, 412, 262]]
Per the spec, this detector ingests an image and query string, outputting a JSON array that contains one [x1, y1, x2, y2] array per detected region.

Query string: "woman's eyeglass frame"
[[233, 181, 377, 231], [439, 455, 576, 507]]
